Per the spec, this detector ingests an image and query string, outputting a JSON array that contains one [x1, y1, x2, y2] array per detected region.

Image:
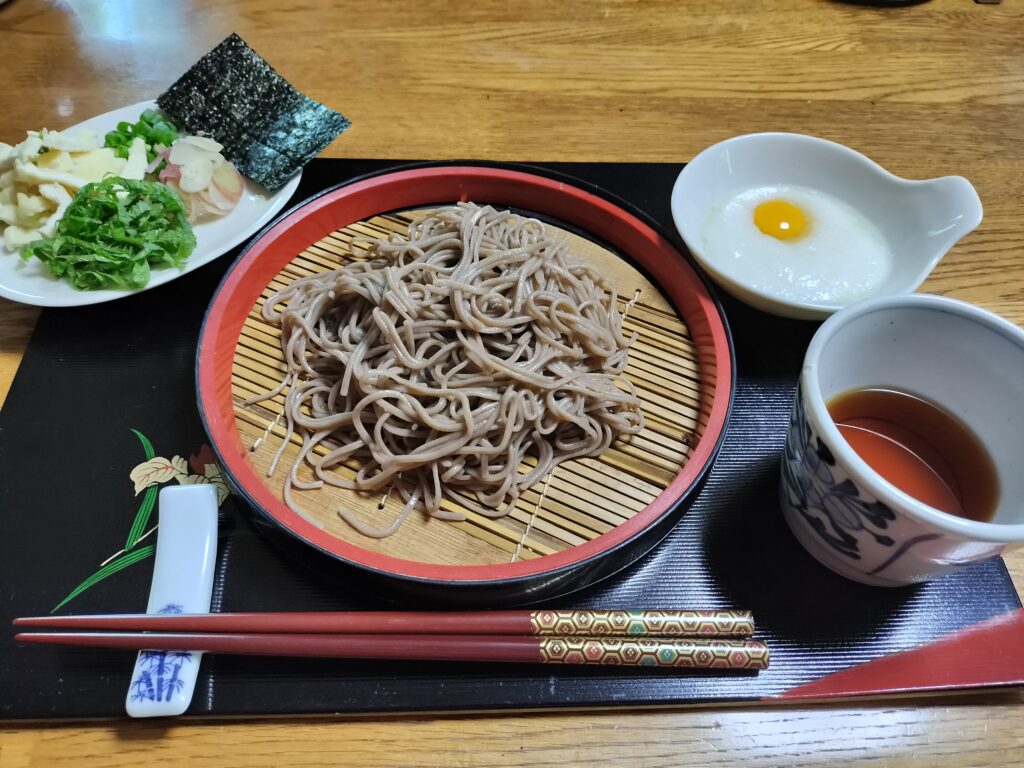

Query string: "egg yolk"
[[753, 200, 808, 241]]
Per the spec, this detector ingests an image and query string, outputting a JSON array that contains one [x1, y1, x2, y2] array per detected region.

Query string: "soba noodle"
[[251, 203, 644, 538]]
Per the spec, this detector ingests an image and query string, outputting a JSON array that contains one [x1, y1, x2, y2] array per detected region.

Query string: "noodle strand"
[[259, 203, 643, 538]]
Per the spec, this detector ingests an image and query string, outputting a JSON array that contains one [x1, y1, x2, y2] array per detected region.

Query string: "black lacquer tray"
[[0, 160, 1019, 720]]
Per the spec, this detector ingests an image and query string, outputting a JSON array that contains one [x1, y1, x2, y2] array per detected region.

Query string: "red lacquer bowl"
[[197, 164, 735, 605]]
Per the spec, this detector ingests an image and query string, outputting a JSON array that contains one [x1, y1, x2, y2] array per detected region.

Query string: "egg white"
[[701, 185, 892, 306]]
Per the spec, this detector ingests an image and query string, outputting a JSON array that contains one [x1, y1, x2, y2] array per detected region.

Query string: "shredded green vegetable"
[[20, 177, 196, 291], [104, 110, 180, 162]]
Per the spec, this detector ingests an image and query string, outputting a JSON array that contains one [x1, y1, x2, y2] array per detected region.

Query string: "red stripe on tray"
[[775, 608, 1024, 700]]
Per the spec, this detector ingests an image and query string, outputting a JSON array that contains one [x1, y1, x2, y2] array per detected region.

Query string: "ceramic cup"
[[780, 294, 1024, 586]]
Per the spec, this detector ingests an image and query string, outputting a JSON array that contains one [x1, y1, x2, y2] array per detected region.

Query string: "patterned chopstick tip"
[[529, 610, 755, 638], [539, 637, 769, 670]]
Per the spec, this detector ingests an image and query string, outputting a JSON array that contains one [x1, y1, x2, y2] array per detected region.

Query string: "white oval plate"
[[0, 100, 302, 307]]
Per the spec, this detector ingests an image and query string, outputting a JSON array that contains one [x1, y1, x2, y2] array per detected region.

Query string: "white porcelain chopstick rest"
[[125, 485, 218, 718]]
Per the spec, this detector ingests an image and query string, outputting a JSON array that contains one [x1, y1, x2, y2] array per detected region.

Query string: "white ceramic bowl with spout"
[[670, 133, 983, 320]]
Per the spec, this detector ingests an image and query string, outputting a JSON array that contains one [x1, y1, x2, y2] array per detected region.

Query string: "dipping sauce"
[[702, 184, 892, 306], [827, 388, 998, 522]]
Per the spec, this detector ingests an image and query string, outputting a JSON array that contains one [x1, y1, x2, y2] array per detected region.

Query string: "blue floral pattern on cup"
[[781, 384, 898, 561]]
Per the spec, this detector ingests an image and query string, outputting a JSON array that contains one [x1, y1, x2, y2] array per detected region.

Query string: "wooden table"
[[1, 0, 1022, 764]]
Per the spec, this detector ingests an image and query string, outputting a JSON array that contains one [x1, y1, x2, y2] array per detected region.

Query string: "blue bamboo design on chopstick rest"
[[128, 603, 197, 703]]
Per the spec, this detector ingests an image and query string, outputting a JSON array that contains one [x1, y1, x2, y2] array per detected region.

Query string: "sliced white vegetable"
[[67, 148, 126, 184], [3, 225, 42, 250], [168, 139, 216, 167], [211, 161, 244, 202], [179, 159, 215, 194], [16, 159, 91, 191], [202, 183, 234, 213], [121, 137, 149, 180], [35, 150, 75, 173], [37, 181, 72, 205], [0, 202, 17, 227], [40, 129, 101, 153], [15, 135, 44, 163], [158, 138, 243, 222], [16, 191, 49, 220], [181, 135, 223, 153], [37, 183, 73, 237]]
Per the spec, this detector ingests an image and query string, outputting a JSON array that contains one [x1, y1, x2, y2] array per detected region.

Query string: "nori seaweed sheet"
[[157, 34, 350, 191]]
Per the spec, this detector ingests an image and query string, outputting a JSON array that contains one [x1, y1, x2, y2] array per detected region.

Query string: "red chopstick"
[[13, 609, 755, 638], [13, 631, 769, 670]]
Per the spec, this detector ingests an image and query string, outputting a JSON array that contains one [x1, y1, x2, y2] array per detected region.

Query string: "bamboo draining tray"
[[230, 210, 700, 566]]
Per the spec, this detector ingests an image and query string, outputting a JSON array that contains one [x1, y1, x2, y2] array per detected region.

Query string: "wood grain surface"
[[1, 0, 1022, 765]]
